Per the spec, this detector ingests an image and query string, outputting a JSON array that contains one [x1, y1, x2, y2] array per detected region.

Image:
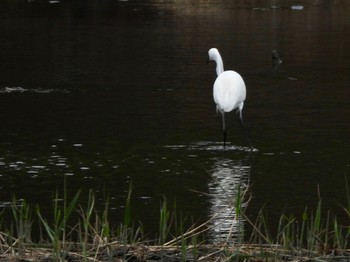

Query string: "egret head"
[[208, 48, 220, 63], [207, 48, 224, 76]]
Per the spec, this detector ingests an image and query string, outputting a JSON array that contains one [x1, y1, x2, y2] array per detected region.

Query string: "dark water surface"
[[0, 0, 349, 241]]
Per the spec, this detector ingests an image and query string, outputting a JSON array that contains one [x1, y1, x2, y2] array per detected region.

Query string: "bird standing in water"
[[207, 48, 253, 149]]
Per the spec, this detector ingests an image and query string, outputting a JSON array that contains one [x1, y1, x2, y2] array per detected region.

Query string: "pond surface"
[[0, 0, 349, 241]]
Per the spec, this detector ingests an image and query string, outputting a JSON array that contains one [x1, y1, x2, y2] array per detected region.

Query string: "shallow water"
[[0, 0, 349, 241]]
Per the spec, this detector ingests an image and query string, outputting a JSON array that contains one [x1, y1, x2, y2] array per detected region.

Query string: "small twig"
[[198, 247, 224, 261]]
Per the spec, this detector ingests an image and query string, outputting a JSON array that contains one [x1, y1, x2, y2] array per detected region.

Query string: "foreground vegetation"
[[0, 180, 349, 261]]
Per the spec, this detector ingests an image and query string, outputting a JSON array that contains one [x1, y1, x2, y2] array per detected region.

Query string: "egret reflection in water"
[[208, 157, 250, 243]]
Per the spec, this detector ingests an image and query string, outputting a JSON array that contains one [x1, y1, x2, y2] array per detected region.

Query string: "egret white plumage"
[[207, 48, 253, 149]]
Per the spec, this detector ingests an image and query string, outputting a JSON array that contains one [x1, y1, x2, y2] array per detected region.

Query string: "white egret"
[[207, 48, 253, 149]]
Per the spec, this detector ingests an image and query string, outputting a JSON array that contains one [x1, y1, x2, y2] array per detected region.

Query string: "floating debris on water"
[[0, 86, 70, 94], [163, 145, 186, 150], [291, 5, 304, 10], [165, 142, 258, 152], [263, 152, 275, 156]]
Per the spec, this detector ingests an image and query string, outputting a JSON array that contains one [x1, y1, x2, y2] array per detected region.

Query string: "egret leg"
[[238, 110, 253, 149], [223, 130, 227, 148], [221, 111, 226, 148]]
